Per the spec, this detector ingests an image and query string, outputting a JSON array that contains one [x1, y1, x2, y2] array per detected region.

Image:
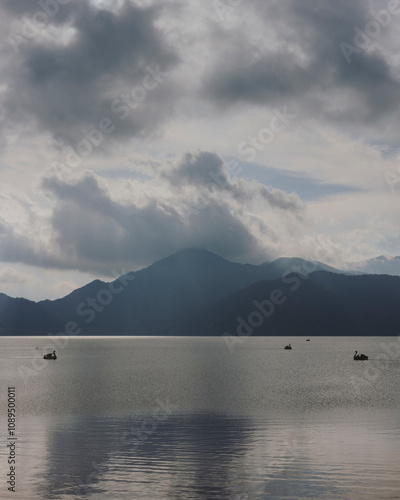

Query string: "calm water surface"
[[0, 336, 400, 499]]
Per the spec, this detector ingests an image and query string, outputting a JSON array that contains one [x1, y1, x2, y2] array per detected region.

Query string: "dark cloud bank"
[[1, 0, 180, 148], [1, 0, 400, 150]]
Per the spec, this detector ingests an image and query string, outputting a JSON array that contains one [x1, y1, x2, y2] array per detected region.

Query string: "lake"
[[1, 336, 400, 499]]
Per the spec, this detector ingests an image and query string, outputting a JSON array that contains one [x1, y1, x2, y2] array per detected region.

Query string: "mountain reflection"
[[35, 413, 256, 499]]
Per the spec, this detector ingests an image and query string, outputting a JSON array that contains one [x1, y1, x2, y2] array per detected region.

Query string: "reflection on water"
[[11, 412, 400, 500], [0, 337, 400, 499]]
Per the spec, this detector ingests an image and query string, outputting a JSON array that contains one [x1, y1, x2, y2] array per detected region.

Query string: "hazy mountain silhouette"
[[0, 248, 398, 335], [345, 255, 400, 276], [0, 293, 61, 333]]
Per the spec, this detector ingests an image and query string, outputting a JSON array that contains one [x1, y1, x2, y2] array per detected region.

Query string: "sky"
[[0, 0, 400, 300]]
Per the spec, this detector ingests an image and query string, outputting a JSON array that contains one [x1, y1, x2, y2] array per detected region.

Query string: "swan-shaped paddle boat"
[[284, 344, 292, 350], [44, 350, 57, 360], [353, 350, 368, 360]]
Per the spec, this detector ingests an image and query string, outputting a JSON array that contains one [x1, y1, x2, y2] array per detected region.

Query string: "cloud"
[[161, 151, 305, 213], [0, 151, 307, 274], [0, 266, 29, 284], [0, 185, 58, 269], [44, 151, 306, 269], [0, 0, 180, 149], [1, 147, 397, 277], [52, 279, 80, 295], [0, 221, 58, 270], [2, 0, 400, 155], [202, 0, 400, 139], [307, 188, 400, 263]]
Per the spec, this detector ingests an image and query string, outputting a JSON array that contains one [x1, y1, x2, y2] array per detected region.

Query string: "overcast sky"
[[1, 0, 400, 300]]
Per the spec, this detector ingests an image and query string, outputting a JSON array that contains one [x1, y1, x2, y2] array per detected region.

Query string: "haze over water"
[[1, 336, 400, 499]]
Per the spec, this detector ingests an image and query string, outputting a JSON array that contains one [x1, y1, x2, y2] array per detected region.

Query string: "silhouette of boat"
[[353, 351, 368, 360], [44, 350, 57, 360], [284, 344, 292, 350]]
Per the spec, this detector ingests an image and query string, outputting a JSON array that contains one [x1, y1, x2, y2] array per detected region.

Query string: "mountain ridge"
[[345, 255, 400, 276], [1, 248, 399, 335], [172, 271, 400, 336]]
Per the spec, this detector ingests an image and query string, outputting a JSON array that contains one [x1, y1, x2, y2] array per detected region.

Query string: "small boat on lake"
[[306, 338, 310, 341], [44, 350, 57, 360], [353, 351, 368, 360], [284, 344, 292, 350]]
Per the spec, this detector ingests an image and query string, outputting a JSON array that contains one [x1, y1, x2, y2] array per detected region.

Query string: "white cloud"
[[307, 189, 400, 262], [0, 266, 29, 284]]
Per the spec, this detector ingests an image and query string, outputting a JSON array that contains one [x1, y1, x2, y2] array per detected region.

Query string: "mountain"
[[0, 293, 61, 334], [258, 256, 350, 279], [173, 272, 400, 336], [0, 248, 398, 335], [345, 255, 400, 276], [1, 248, 264, 334]]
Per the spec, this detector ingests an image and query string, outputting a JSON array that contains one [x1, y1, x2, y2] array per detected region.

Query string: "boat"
[[284, 344, 292, 350], [44, 350, 57, 360], [353, 351, 368, 360], [306, 339, 310, 341]]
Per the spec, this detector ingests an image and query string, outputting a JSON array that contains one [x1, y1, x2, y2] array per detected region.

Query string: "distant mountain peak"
[[345, 255, 400, 277], [373, 255, 391, 262], [147, 247, 234, 271], [173, 247, 222, 259]]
